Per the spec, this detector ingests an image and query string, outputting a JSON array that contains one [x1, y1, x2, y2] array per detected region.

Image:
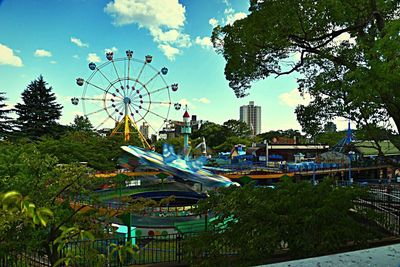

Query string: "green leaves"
[[188, 177, 375, 265], [1, 190, 53, 227], [110, 241, 138, 264], [216, 0, 400, 146]]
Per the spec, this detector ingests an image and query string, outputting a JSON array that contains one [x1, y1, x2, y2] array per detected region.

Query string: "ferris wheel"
[[71, 50, 181, 148]]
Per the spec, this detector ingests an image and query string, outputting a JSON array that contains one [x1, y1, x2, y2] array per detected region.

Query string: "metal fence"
[[2, 189, 399, 267]]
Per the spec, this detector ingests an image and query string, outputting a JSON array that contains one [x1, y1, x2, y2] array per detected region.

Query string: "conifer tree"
[[14, 76, 63, 138], [71, 115, 94, 132], [0, 92, 12, 138]]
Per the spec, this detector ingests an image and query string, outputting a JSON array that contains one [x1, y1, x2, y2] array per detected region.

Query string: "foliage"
[[110, 241, 138, 264], [0, 92, 12, 139], [315, 130, 347, 147], [186, 178, 380, 266], [257, 129, 302, 143], [14, 75, 63, 139], [0, 140, 106, 264], [222, 119, 252, 138], [213, 0, 400, 146], [191, 121, 227, 149], [324, 121, 337, 133], [71, 115, 94, 132], [214, 136, 252, 152], [36, 131, 123, 171]]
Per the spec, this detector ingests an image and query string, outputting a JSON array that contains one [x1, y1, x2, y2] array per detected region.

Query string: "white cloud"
[[150, 28, 191, 48], [104, 0, 190, 60], [87, 53, 101, 63], [226, 12, 247, 25], [224, 7, 234, 14], [279, 88, 311, 107], [34, 49, 52, 57], [209, 18, 218, 27], [72, 54, 80, 59], [104, 47, 118, 53], [0, 44, 23, 67], [332, 32, 356, 45], [195, 36, 213, 49], [158, 44, 180, 60], [179, 98, 196, 109], [193, 97, 210, 104], [70, 37, 89, 48], [50, 60, 57, 64]]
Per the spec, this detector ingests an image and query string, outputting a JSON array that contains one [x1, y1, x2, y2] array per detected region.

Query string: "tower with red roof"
[[181, 105, 192, 154]]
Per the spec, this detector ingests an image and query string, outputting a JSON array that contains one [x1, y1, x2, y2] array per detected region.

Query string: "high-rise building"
[[240, 101, 261, 135], [139, 122, 149, 140]]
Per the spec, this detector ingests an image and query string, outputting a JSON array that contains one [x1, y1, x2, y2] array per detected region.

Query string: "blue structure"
[[121, 144, 238, 188], [331, 121, 354, 153]]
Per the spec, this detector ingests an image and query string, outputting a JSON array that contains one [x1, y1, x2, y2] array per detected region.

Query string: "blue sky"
[[0, 0, 349, 135]]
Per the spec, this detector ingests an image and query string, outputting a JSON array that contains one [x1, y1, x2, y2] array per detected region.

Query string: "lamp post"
[[264, 140, 269, 168], [348, 151, 355, 185]]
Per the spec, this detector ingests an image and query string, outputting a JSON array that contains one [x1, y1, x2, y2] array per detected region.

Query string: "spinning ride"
[[72, 50, 181, 148]]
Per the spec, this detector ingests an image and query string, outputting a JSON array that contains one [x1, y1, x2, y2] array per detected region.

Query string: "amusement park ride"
[[71, 50, 182, 148], [71, 49, 236, 188]]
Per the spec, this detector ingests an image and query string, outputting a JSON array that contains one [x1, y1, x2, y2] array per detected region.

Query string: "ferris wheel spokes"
[[132, 85, 169, 101], [130, 102, 168, 121], [85, 81, 123, 100], [94, 111, 116, 130], [111, 60, 124, 92], [140, 101, 171, 105], [96, 68, 125, 98], [132, 60, 148, 90], [128, 105, 159, 135], [85, 104, 115, 117]]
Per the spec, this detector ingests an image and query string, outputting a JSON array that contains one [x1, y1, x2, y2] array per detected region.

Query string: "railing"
[[2, 188, 399, 267], [354, 189, 400, 236]]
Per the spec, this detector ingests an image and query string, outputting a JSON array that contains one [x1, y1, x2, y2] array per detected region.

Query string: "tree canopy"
[[0, 92, 12, 138], [71, 115, 94, 132], [14, 75, 63, 138], [213, 0, 400, 144]]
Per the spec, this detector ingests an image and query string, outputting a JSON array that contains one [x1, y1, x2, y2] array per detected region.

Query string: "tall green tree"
[[191, 121, 228, 149], [14, 76, 63, 138], [212, 0, 400, 146], [71, 115, 94, 132], [0, 92, 12, 138], [222, 119, 252, 138]]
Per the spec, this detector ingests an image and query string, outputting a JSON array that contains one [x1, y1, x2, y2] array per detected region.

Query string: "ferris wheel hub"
[[123, 97, 131, 104]]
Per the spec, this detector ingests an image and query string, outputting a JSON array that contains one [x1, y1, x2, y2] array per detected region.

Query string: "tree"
[[0, 92, 12, 138], [191, 121, 227, 149], [37, 132, 123, 171], [324, 122, 337, 133], [222, 119, 252, 138], [187, 178, 381, 266], [0, 140, 107, 264], [212, 0, 400, 146], [14, 75, 63, 138], [257, 129, 302, 142], [71, 115, 93, 132]]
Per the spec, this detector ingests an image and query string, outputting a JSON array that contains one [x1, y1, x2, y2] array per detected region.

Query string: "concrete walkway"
[[262, 243, 400, 267]]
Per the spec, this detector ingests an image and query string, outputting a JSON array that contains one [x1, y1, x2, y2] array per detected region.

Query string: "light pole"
[[348, 151, 355, 185], [264, 140, 269, 168]]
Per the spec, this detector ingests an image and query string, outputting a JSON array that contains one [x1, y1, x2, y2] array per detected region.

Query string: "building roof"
[[354, 140, 400, 156], [183, 111, 190, 118]]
